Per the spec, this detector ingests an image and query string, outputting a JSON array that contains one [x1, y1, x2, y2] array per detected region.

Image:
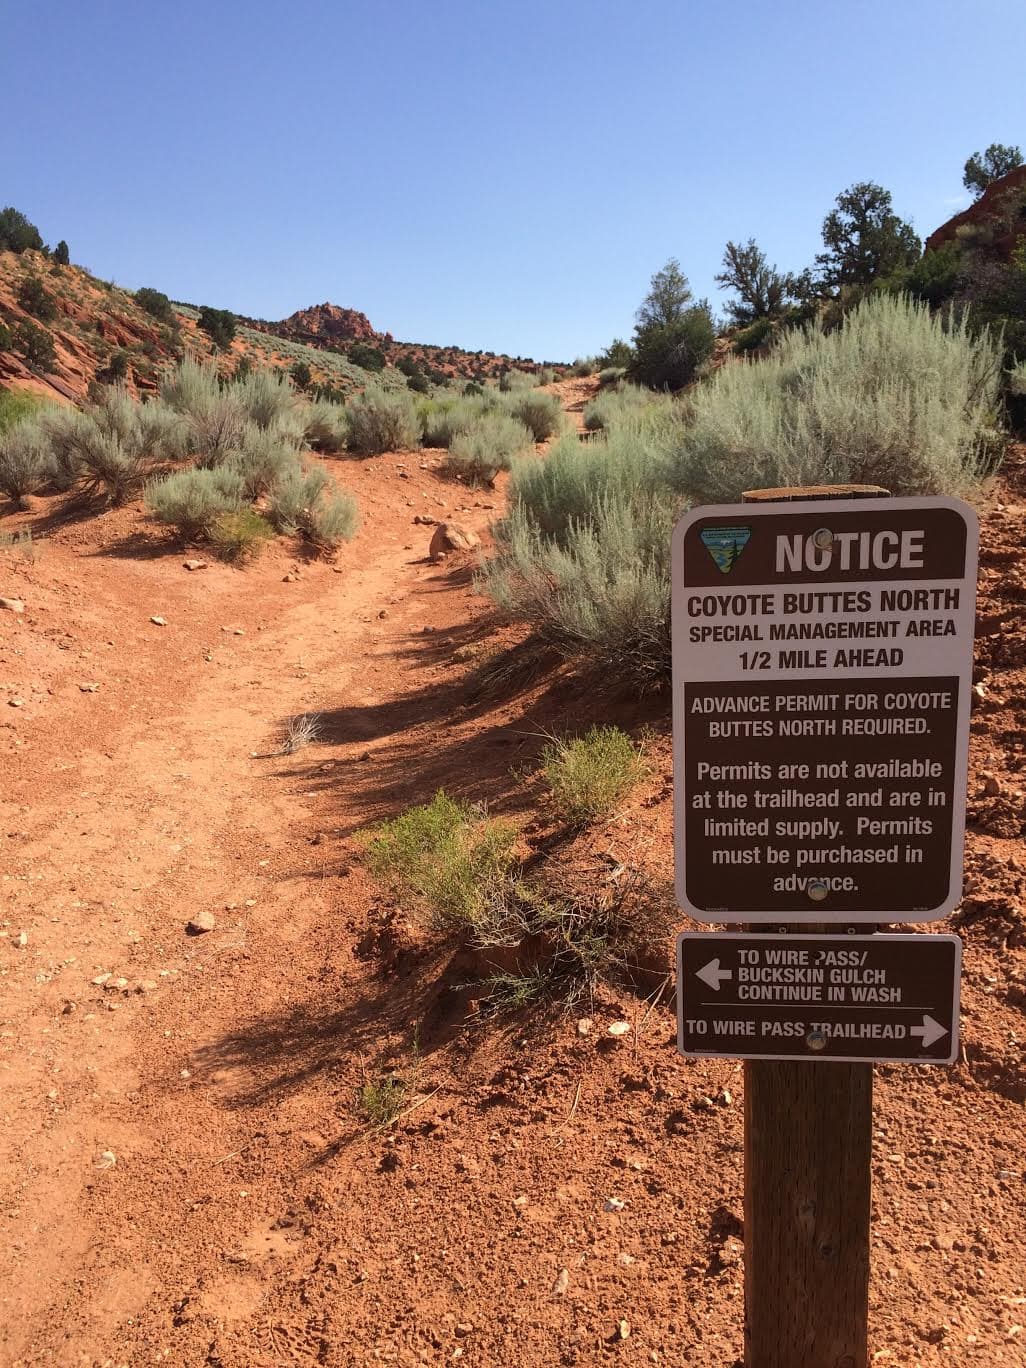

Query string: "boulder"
[[429, 522, 481, 562]]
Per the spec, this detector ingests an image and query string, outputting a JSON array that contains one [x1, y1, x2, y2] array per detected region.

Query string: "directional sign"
[[671, 497, 978, 922], [677, 932, 961, 1064]]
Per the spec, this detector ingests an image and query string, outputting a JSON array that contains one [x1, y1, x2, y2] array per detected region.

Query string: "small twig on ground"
[[635, 973, 672, 1052], [210, 1135, 261, 1165], [370, 1085, 442, 1133], [550, 1079, 583, 1139]]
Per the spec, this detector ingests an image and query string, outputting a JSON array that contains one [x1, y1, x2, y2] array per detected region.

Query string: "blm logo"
[[700, 525, 751, 574]]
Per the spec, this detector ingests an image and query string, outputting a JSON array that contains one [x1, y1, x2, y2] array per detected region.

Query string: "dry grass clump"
[[281, 712, 323, 754], [364, 791, 519, 933], [541, 725, 648, 824], [207, 508, 275, 562]]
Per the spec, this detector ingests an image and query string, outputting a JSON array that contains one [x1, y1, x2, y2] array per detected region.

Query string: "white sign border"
[[676, 931, 962, 1065], [671, 495, 979, 924]]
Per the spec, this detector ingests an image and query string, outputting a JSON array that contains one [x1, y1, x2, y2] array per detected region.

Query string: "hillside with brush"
[[0, 210, 560, 408]]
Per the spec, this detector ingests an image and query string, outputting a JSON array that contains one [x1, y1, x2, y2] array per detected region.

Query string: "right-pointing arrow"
[[911, 1015, 949, 1049], [696, 958, 733, 992]]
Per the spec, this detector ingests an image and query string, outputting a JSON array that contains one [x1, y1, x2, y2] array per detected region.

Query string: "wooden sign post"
[[670, 486, 979, 1368], [743, 488, 879, 1368]]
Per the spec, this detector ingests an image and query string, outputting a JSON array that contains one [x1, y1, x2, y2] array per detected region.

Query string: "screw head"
[[806, 1028, 827, 1052], [808, 879, 829, 902], [812, 526, 834, 550]]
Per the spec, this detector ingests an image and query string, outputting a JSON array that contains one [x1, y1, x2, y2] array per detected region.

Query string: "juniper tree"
[[715, 239, 794, 324], [0, 207, 44, 254], [628, 259, 714, 391], [815, 182, 920, 292], [963, 143, 1024, 200]]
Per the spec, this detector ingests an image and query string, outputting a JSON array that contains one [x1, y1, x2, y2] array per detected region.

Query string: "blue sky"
[[4, 0, 1025, 360]]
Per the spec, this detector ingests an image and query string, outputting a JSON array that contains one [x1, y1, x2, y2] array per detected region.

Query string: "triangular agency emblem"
[[699, 525, 752, 574]]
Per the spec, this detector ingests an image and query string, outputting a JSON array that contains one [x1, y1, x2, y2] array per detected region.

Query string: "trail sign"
[[677, 932, 961, 1064], [671, 496, 978, 923]]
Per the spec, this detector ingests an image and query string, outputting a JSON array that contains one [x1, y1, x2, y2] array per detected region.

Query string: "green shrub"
[[226, 426, 302, 497], [446, 414, 534, 485], [290, 360, 312, 391], [628, 305, 715, 391], [268, 463, 330, 533], [13, 319, 56, 371], [541, 726, 647, 824], [161, 358, 222, 416], [53, 240, 70, 267], [345, 386, 420, 454], [671, 293, 1003, 501], [501, 388, 562, 441], [304, 399, 348, 452], [481, 491, 675, 688], [364, 791, 519, 933], [569, 357, 598, 376], [582, 385, 652, 432], [135, 287, 175, 322], [208, 508, 275, 562], [359, 1073, 410, 1126], [597, 366, 626, 387], [600, 340, 634, 369], [499, 368, 535, 392], [268, 463, 358, 549], [46, 390, 186, 503], [0, 417, 54, 505], [0, 388, 43, 432], [235, 366, 299, 430], [305, 489, 359, 549], [146, 467, 245, 539], [197, 306, 236, 351], [17, 276, 56, 322], [348, 342, 386, 372], [884, 242, 964, 308], [733, 317, 775, 353], [0, 207, 44, 254], [107, 349, 130, 380], [418, 394, 494, 447]]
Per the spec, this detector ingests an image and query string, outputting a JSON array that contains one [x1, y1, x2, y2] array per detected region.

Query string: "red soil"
[[0, 379, 1023, 1367]]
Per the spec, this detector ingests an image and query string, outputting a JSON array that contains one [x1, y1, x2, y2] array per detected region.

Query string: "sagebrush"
[[364, 792, 519, 932], [542, 726, 648, 824]]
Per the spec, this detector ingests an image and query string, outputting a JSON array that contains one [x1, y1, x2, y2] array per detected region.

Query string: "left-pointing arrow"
[[696, 959, 732, 991], [910, 1015, 948, 1049]]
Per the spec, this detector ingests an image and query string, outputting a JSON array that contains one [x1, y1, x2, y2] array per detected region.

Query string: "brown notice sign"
[[671, 497, 978, 923], [677, 933, 961, 1064]]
